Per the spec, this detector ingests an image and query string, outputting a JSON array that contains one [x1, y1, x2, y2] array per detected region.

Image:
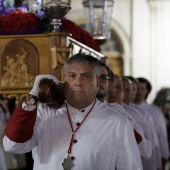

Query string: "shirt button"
[[71, 156, 75, 160], [81, 109, 85, 112], [73, 139, 77, 143], [76, 122, 80, 126]]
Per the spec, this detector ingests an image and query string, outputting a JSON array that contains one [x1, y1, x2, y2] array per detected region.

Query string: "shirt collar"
[[65, 100, 97, 116]]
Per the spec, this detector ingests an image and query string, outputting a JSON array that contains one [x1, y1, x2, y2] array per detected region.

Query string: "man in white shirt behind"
[[96, 61, 151, 164], [135, 77, 170, 170], [106, 75, 154, 169]]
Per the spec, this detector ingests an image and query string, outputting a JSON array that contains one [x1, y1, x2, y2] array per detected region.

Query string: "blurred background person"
[[107, 75, 153, 168], [126, 76, 162, 170], [0, 98, 27, 170], [153, 88, 170, 169], [135, 77, 170, 170], [0, 101, 8, 170]]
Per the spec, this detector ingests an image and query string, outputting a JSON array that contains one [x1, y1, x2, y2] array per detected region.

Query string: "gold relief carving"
[[0, 39, 39, 90], [50, 35, 70, 80], [3, 93, 28, 102], [50, 35, 70, 67], [50, 47, 58, 69], [57, 51, 70, 80], [57, 49, 70, 65], [2, 48, 34, 89]]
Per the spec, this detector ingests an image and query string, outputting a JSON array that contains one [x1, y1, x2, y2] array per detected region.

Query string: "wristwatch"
[[25, 94, 39, 106]]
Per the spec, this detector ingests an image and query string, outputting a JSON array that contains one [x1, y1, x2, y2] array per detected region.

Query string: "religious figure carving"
[[1, 48, 35, 89], [50, 35, 71, 81]]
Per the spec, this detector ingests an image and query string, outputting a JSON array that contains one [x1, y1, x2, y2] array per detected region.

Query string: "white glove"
[[29, 74, 59, 98]]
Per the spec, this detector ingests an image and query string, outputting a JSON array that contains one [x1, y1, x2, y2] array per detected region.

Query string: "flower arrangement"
[[0, 9, 40, 35], [0, 0, 44, 34], [0, 0, 42, 16], [0, 0, 101, 51]]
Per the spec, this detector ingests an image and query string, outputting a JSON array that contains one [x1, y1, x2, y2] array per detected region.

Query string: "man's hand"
[[30, 74, 59, 98]]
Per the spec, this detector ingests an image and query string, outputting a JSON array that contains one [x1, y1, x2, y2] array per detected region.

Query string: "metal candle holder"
[[42, 0, 71, 32]]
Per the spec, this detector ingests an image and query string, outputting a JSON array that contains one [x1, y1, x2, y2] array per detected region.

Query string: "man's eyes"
[[83, 75, 91, 79], [67, 74, 92, 80], [99, 75, 110, 82], [68, 74, 75, 78], [116, 86, 122, 91]]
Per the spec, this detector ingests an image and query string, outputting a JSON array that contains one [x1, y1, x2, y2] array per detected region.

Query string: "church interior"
[[0, 0, 170, 170]]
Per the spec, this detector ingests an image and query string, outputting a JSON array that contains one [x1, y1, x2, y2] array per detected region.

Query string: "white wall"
[[66, 0, 85, 24], [132, 0, 151, 77], [132, 0, 153, 102], [131, 0, 170, 102], [150, 1, 170, 101], [113, 0, 132, 38]]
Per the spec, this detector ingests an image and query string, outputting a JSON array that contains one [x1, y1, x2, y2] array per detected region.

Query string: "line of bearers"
[[3, 53, 170, 170]]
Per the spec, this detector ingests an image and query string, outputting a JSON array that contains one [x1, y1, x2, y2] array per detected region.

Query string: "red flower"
[[0, 9, 39, 34]]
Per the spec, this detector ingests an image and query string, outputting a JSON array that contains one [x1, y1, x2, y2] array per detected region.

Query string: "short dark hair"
[[125, 76, 139, 86], [153, 88, 170, 107], [137, 77, 152, 99], [122, 76, 132, 84], [108, 68, 114, 83], [64, 53, 101, 77], [98, 60, 114, 83]]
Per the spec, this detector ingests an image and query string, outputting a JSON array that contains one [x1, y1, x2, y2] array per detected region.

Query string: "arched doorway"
[[100, 28, 124, 76]]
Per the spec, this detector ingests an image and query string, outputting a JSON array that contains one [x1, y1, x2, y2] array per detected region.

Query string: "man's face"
[[96, 66, 110, 101], [64, 62, 99, 109], [136, 82, 148, 102], [161, 103, 170, 119], [122, 80, 132, 105], [107, 76, 124, 104], [131, 81, 138, 102]]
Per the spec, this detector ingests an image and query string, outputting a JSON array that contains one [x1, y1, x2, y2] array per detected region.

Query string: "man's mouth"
[[73, 91, 84, 93], [110, 96, 117, 99]]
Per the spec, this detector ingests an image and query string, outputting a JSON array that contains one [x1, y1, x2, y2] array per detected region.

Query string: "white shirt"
[[107, 102, 152, 160], [0, 107, 8, 170], [131, 103, 162, 170], [123, 104, 152, 158], [137, 102, 170, 160], [3, 100, 143, 170], [0, 147, 7, 170]]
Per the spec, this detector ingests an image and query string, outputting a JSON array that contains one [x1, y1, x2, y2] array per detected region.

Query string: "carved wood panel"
[[0, 39, 39, 90]]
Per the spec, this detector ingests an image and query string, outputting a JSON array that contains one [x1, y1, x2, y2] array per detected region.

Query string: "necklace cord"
[[66, 99, 96, 154], [68, 133, 74, 154]]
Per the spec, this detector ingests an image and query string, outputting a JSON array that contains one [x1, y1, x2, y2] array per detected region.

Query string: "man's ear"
[[108, 81, 113, 91], [63, 75, 67, 83], [96, 78, 100, 91]]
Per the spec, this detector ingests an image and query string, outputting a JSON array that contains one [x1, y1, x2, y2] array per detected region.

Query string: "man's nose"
[[74, 75, 83, 85], [113, 87, 120, 93]]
